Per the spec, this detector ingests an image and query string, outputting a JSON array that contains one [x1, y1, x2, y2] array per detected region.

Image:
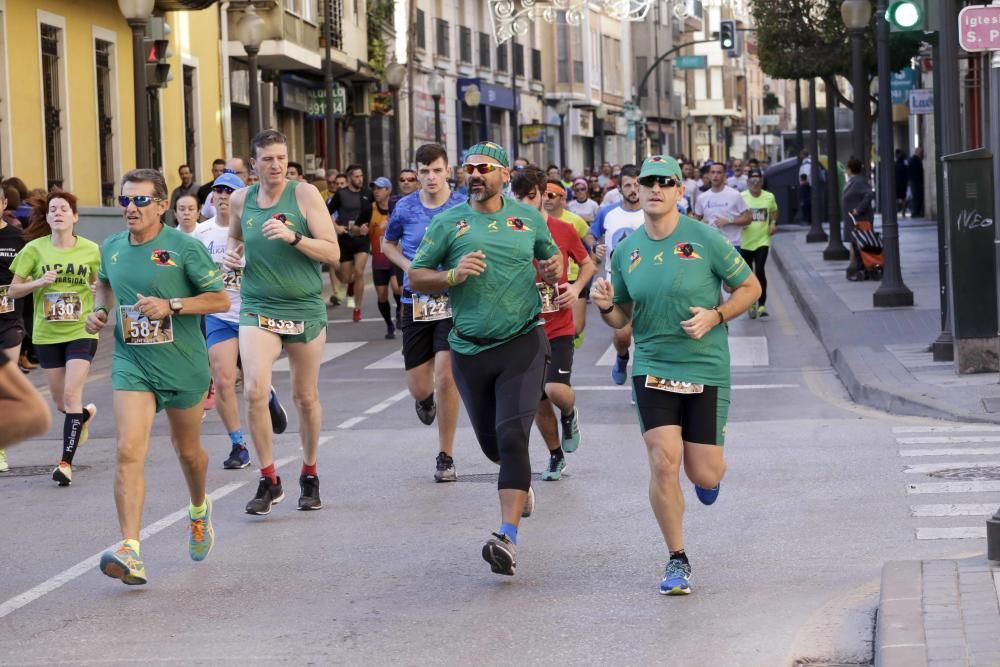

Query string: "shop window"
[[40, 24, 65, 190]]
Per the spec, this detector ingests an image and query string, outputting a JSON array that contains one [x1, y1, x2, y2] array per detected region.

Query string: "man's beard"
[[469, 180, 497, 202]]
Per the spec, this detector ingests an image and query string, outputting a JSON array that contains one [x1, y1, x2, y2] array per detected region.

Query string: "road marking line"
[[900, 447, 1000, 457], [907, 480, 1000, 494], [273, 342, 366, 372], [894, 425, 1000, 434], [911, 503, 997, 517], [770, 291, 798, 336], [365, 349, 405, 370], [595, 343, 634, 367], [904, 461, 1000, 474], [337, 416, 367, 429], [0, 440, 328, 621], [572, 383, 799, 391], [916, 526, 987, 540], [364, 389, 411, 415], [896, 435, 1000, 445]]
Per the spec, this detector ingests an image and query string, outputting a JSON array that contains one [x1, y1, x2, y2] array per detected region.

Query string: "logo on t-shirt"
[[455, 219, 470, 238], [272, 213, 295, 229], [674, 242, 703, 261], [628, 247, 642, 273], [653, 250, 664, 264], [507, 217, 530, 232], [487, 220, 499, 232], [151, 249, 177, 267], [111, 251, 119, 264]]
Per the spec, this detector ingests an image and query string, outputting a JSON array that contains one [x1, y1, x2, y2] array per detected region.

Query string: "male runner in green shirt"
[[86, 168, 230, 585]]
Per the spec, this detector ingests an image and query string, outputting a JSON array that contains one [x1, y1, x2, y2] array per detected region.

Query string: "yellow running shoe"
[[99, 543, 147, 585], [0, 449, 8, 473], [188, 497, 215, 562], [79, 403, 97, 448]]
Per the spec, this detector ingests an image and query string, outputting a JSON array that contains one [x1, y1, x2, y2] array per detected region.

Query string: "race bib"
[[645, 375, 704, 394], [750, 208, 769, 222], [412, 293, 451, 322], [257, 314, 305, 335], [222, 266, 242, 292], [120, 306, 173, 345], [0, 285, 12, 314], [537, 282, 559, 314], [43, 292, 82, 321]]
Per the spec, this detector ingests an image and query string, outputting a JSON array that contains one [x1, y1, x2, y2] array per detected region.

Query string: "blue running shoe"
[[223, 445, 251, 470], [268, 387, 288, 434], [611, 354, 629, 385], [660, 557, 692, 595], [694, 483, 720, 506], [560, 407, 581, 453], [541, 455, 566, 481]]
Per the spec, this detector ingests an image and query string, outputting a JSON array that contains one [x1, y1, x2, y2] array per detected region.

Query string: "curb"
[[875, 561, 927, 667]]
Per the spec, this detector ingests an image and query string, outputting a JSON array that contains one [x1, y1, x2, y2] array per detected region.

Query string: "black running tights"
[[738, 246, 769, 306]]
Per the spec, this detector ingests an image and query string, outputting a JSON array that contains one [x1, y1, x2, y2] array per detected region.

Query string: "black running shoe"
[[415, 398, 437, 426], [434, 452, 457, 482], [385, 324, 396, 340], [223, 445, 251, 470], [298, 474, 323, 510], [482, 533, 517, 576], [268, 387, 288, 435], [245, 476, 284, 515]]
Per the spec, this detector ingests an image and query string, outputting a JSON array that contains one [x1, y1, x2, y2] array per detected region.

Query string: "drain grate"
[[0, 464, 92, 478], [929, 465, 1000, 481], [457, 472, 549, 483]]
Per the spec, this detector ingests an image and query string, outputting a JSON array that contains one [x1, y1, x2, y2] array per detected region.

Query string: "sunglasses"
[[462, 163, 502, 175], [544, 191, 563, 200], [118, 195, 162, 208], [212, 185, 235, 194], [399, 177, 417, 183], [573, 187, 588, 192], [638, 176, 680, 189]]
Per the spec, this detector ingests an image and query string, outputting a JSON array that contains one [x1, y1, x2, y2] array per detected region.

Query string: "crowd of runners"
[[0, 131, 779, 595]]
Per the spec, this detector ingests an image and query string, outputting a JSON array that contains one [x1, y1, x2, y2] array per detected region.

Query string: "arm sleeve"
[[708, 232, 752, 289], [384, 204, 403, 242], [589, 208, 607, 238], [733, 193, 749, 214], [97, 241, 109, 284], [693, 196, 705, 217], [409, 216, 449, 270], [610, 249, 631, 305], [184, 240, 226, 292], [357, 191, 373, 225], [532, 210, 559, 261], [8, 243, 36, 279], [567, 232, 589, 266]]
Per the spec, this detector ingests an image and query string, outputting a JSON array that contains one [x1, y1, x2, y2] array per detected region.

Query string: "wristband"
[[712, 306, 724, 324], [446, 268, 457, 287], [94, 305, 108, 316], [289, 231, 303, 246], [599, 304, 615, 315]]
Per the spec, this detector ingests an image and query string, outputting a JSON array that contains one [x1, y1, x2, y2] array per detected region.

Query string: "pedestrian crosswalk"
[[898, 424, 1000, 541]]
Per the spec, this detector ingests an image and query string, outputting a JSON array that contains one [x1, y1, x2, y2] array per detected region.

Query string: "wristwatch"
[[169, 298, 183, 314], [289, 231, 303, 246]]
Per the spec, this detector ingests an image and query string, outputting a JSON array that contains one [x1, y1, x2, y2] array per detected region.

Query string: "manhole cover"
[[0, 464, 92, 478], [457, 472, 550, 483], [929, 465, 1000, 481]]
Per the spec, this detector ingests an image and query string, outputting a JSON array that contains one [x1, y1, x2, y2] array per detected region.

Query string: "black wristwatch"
[[599, 304, 616, 315], [289, 231, 303, 246]]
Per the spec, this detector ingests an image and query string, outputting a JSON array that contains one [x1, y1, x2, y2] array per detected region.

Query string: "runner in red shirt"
[[510, 165, 595, 481]]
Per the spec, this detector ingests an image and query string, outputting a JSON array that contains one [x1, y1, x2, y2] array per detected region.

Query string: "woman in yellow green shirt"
[[739, 168, 778, 319], [9, 192, 100, 486]]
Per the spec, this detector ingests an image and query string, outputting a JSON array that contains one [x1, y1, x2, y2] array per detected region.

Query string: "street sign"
[[909, 88, 933, 115], [755, 114, 780, 127], [674, 55, 707, 69], [890, 68, 918, 105], [958, 4, 1000, 52]]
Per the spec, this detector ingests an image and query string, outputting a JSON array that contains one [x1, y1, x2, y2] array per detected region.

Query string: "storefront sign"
[[959, 4, 1000, 52], [890, 68, 918, 105], [520, 124, 546, 144], [674, 55, 707, 69], [457, 78, 515, 110], [908, 88, 933, 115]]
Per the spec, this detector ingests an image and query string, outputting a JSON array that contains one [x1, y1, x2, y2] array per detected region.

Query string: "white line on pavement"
[[907, 481, 1000, 494], [365, 349, 405, 370], [904, 461, 1000, 474], [911, 504, 997, 517], [894, 425, 1000, 434], [273, 342, 366, 373], [916, 526, 987, 540], [364, 390, 411, 415], [337, 416, 367, 429], [900, 447, 1000, 457], [572, 383, 800, 391], [896, 435, 1000, 445]]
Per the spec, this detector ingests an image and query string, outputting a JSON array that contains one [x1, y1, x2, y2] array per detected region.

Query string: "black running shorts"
[[544, 335, 575, 386], [632, 376, 730, 445], [401, 302, 452, 370], [36, 338, 99, 369]]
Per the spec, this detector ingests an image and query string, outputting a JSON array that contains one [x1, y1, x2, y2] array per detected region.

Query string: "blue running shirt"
[[384, 191, 466, 303]]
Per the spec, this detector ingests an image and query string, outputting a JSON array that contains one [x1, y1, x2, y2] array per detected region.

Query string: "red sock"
[[347, 282, 355, 297], [260, 464, 277, 484], [301, 462, 318, 476]]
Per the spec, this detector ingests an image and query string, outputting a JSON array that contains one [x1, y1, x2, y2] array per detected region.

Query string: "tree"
[[763, 92, 782, 114]]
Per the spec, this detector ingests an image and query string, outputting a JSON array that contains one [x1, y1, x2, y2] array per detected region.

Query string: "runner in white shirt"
[[566, 178, 600, 223], [693, 162, 751, 247], [681, 160, 700, 212]]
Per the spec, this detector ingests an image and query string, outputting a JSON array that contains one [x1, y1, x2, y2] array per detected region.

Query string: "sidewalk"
[[771, 217, 1000, 425]]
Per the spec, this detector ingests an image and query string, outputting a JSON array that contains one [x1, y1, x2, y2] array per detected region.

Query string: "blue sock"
[[228, 430, 245, 447], [498, 522, 518, 544]]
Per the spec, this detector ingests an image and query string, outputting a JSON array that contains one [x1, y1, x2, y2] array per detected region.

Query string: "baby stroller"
[[848, 214, 883, 281]]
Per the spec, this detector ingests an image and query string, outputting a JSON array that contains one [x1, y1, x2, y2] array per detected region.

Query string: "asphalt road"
[[0, 264, 985, 666]]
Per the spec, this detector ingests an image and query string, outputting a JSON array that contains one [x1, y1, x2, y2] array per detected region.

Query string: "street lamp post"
[[237, 6, 266, 142], [823, 81, 849, 259], [556, 100, 570, 169], [634, 108, 645, 162], [841, 0, 872, 274], [706, 116, 716, 164], [685, 114, 695, 160], [594, 104, 608, 169], [385, 62, 406, 178], [118, 0, 155, 168], [806, 78, 828, 242], [872, 0, 913, 307], [723, 116, 733, 162], [429, 70, 445, 145], [323, 0, 336, 171]]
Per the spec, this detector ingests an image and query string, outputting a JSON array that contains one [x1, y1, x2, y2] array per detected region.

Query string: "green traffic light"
[[888, 0, 923, 30]]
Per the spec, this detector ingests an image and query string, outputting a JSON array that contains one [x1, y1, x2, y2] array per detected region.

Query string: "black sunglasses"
[[118, 195, 162, 208], [213, 185, 236, 194], [638, 176, 680, 189], [399, 176, 417, 183], [544, 191, 563, 200]]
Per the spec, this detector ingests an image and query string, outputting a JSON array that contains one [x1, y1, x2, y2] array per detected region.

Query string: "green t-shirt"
[[98, 224, 224, 391], [240, 180, 325, 322], [611, 215, 752, 388], [10, 235, 101, 344], [740, 190, 778, 251], [411, 198, 559, 355]]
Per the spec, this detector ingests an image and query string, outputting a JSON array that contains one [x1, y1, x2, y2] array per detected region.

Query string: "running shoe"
[[415, 398, 437, 426], [385, 324, 396, 340], [52, 462, 72, 486], [328, 294, 341, 306], [99, 543, 147, 585], [79, 403, 97, 448], [694, 483, 721, 506], [203, 382, 216, 410], [522, 486, 535, 517], [434, 452, 457, 482], [18, 353, 37, 372], [560, 407, 581, 453], [758, 305, 769, 318], [660, 557, 692, 595], [352, 308, 362, 322], [268, 387, 288, 435], [542, 455, 566, 481], [748, 304, 758, 320], [573, 332, 585, 349], [346, 296, 356, 309], [223, 445, 251, 470], [0, 449, 8, 473], [188, 498, 214, 561], [298, 474, 323, 510], [482, 532, 517, 576], [611, 354, 629, 385], [246, 476, 284, 515]]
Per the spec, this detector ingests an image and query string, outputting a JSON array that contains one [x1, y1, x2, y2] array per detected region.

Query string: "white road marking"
[[273, 341, 366, 372], [907, 481, 1000, 494], [900, 447, 1000, 457], [896, 435, 1000, 445], [904, 461, 1000, 474], [572, 383, 799, 391], [916, 526, 987, 540], [365, 349, 405, 370], [337, 416, 367, 429], [364, 390, 411, 415], [911, 503, 998, 517], [595, 343, 634, 367], [894, 425, 1000, 434], [0, 441, 325, 621]]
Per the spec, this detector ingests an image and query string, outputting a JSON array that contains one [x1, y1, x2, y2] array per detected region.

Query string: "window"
[[435, 18, 449, 58], [285, 0, 315, 22], [95, 39, 115, 206], [496, 42, 507, 71], [40, 24, 64, 190], [478, 31, 490, 68], [182, 66, 198, 181], [531, 48, 541, 81], [602, 35, 621, 94], [636, 56, 648, 97], [556, 21, 568, 82], [572, 27, 584, 83], [416, 9, 426, 49], [325, 0, 343, 49], [459, 26, 472, 63], [513, 42, 524, 77]]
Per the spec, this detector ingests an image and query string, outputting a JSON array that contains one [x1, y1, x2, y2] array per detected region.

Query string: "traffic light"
[[719, 19, 736, 53], [143, 17, 172, 89], [887, 0, 926, 32]]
